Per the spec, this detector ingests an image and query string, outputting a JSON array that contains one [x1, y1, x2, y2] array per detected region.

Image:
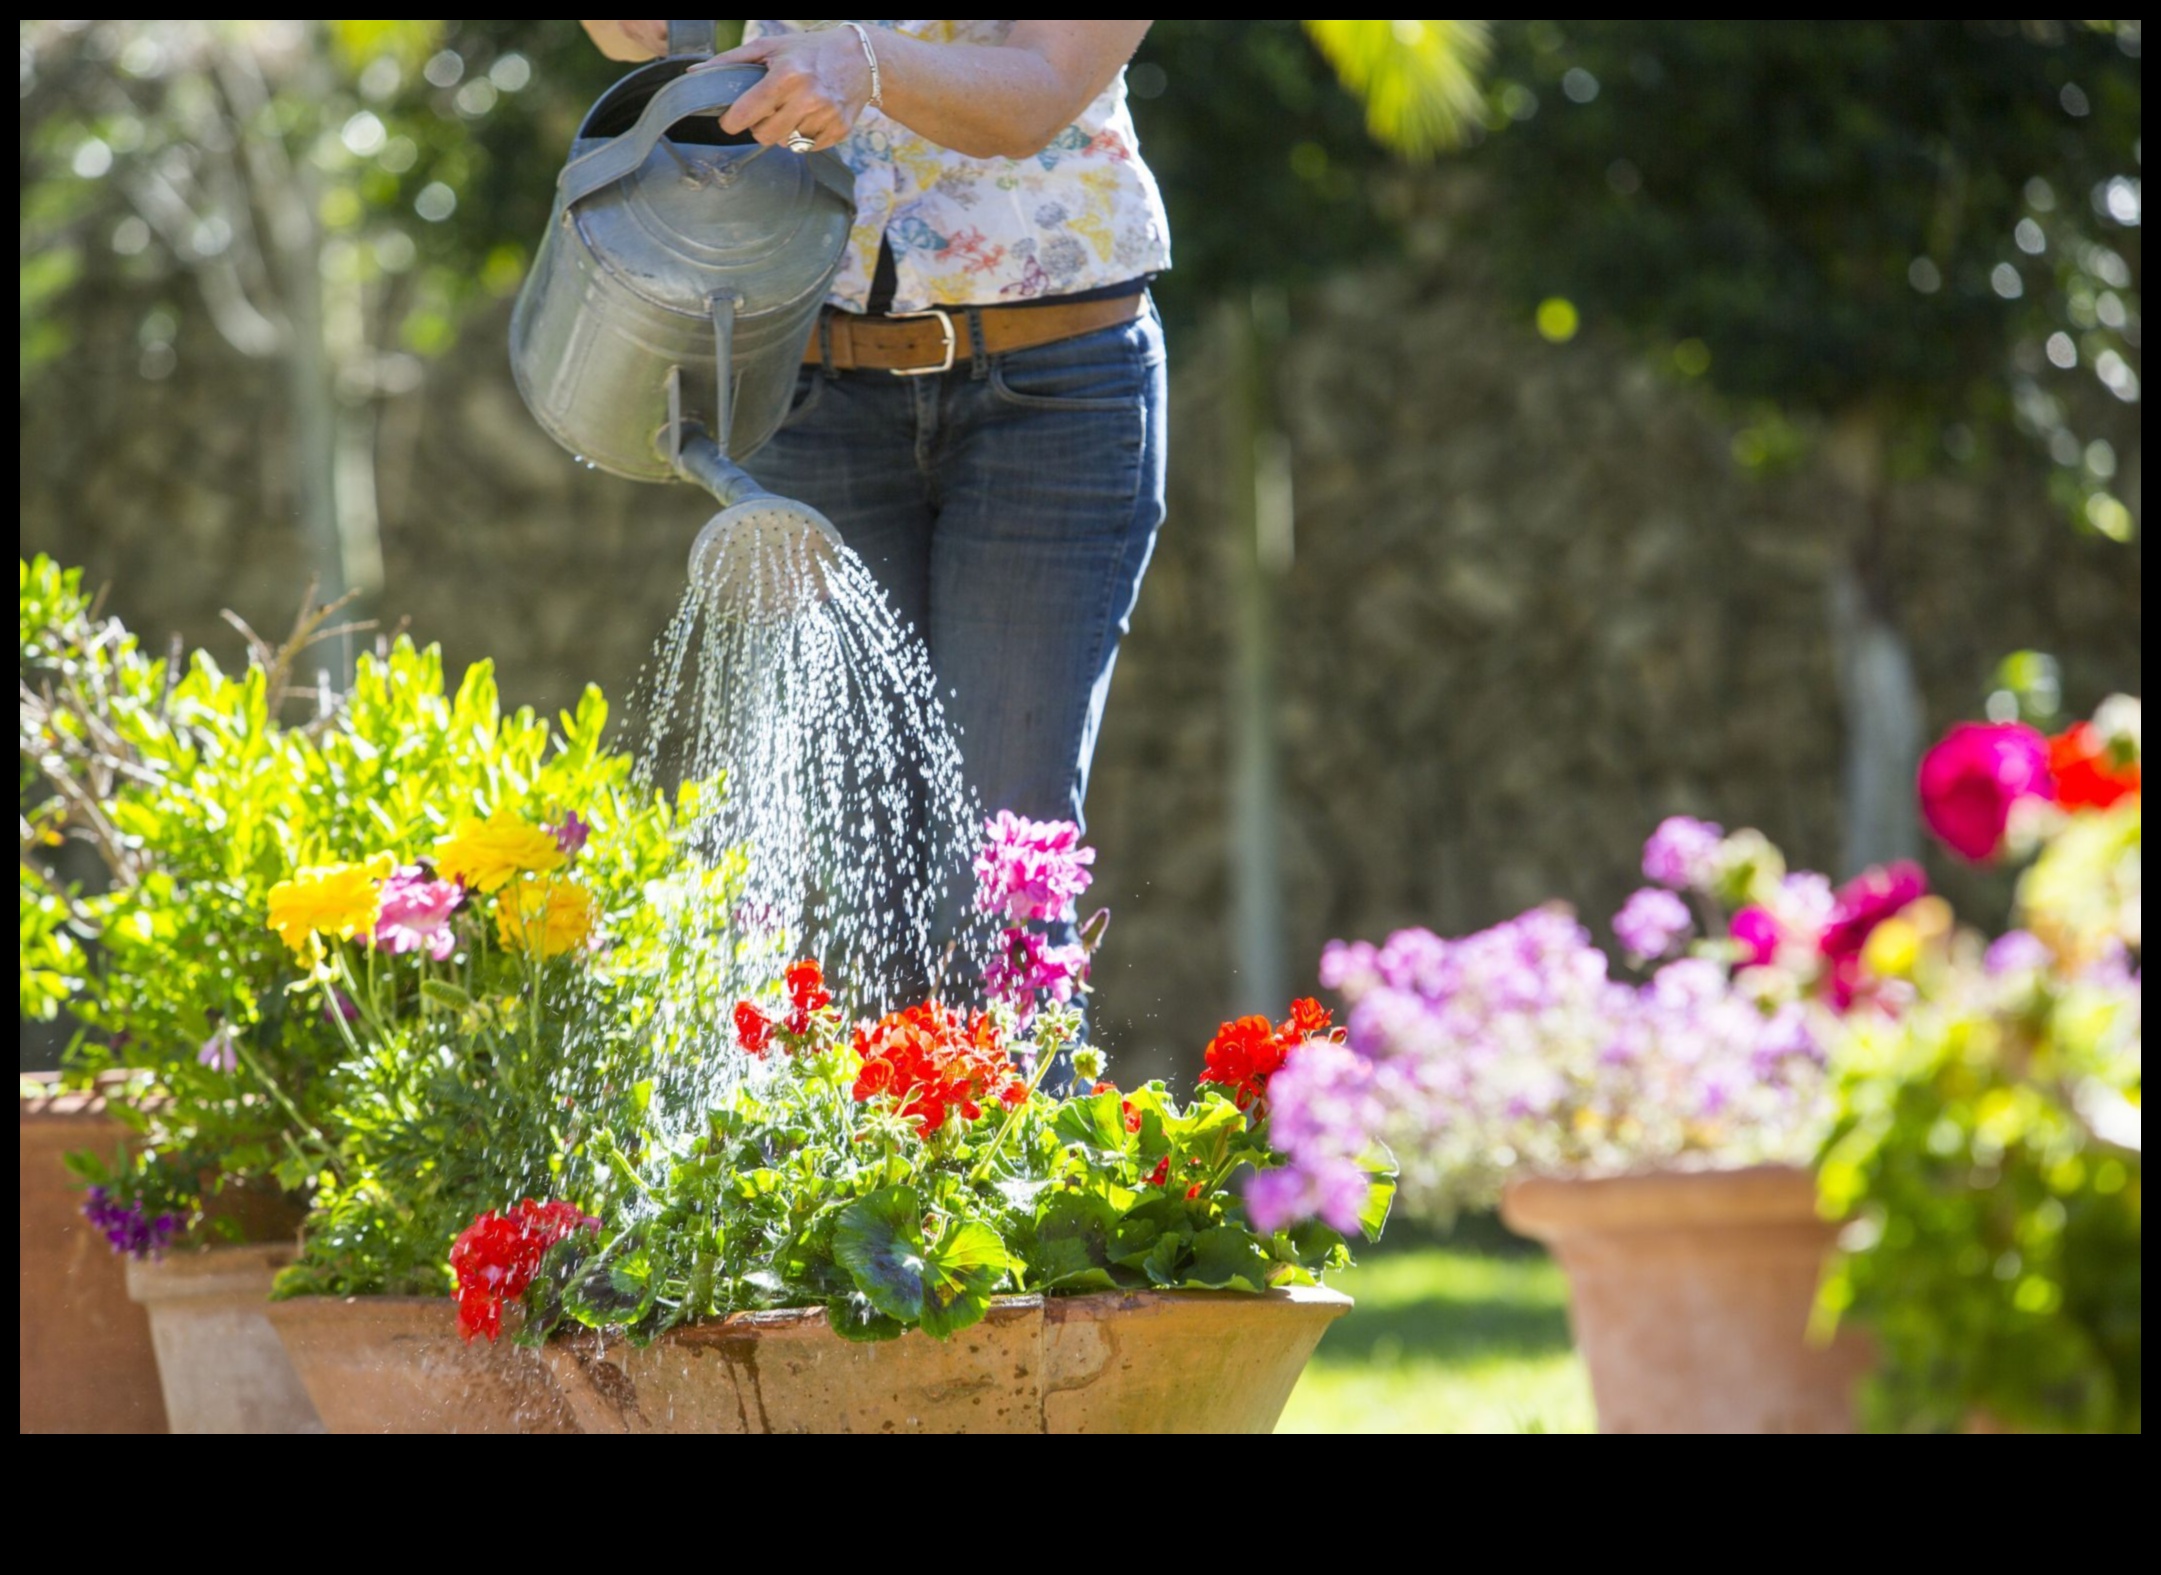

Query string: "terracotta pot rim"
[[125, 1240, 298, 1304], [1501, 1161, 1823, 1240], [18, 1068, 165, 1121]]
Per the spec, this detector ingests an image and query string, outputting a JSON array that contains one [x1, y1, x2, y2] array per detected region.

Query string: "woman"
[[585, 21, 1168, 841]]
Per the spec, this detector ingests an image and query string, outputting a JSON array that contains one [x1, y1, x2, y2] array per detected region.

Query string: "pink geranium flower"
[[984, 926, 1089, 1026], [1817, 861, 1928, 1007], [1917, 721, 2053, 863], [372, 865, 462, 961], [972, 811, 1095, 925]]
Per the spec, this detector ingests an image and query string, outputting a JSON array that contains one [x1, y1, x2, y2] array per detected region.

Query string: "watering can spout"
[[673, 423, 774, 510], [681, 427, 845, 619]]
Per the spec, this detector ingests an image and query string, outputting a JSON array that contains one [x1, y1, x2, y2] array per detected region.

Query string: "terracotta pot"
[[266, 1296, 580, 1433], [126, 1243, 324, 1433], [545, 1286, 1352, 1434], [18, 1074, 168, 1433], [1502, 1165, 1871, 1434]]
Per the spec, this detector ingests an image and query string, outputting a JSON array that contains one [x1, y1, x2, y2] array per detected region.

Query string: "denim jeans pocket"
[[780, 365, 826, 428], [990, 312, 1159, 412]]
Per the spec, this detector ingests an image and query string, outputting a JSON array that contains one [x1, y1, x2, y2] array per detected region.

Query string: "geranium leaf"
[[1357, 1175, 1396, 1241], [833, 1184, 927, 1325], [1052, 1088, 1134, 1157], [917, 1219, 1008, 1339], [1184, 1226, 1271, 1292], [826, 1293, 906, 1343]]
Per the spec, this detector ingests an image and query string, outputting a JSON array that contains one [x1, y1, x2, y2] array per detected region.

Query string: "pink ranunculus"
[[1817, 861, 1928, 1008], [1729, 905, 1782, 969], [1917, 721, 2053, 863], [372, 865, 463, 961]]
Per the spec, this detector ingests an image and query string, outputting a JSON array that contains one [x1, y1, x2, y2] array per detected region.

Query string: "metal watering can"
[[509, 21, 851, 608]]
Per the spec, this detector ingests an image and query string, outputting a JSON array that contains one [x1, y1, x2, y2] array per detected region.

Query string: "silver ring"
[[785, 131, 816, 154]]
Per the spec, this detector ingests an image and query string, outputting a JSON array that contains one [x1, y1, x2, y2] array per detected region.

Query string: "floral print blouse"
[[744, 20, 1173, 311]]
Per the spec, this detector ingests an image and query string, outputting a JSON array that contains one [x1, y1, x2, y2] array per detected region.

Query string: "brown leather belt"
[[802, 293, 1145, 375]]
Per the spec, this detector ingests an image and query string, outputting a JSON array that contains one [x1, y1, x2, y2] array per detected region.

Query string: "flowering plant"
[[1251, 814, 1905, 1225], [477, 818, 1390, 1348], [1817, 695, 2140, 1433]]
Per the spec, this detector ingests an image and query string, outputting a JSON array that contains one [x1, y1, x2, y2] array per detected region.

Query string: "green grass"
[[1276, 1246, 1594, 1433]]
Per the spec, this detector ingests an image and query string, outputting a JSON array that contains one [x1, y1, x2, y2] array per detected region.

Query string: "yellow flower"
[[266, 855, 394, 956], [437, 810, 566, 894], [495, 875, 596, 959]]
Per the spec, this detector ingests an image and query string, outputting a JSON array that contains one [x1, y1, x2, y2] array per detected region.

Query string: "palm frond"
[[1303, 19, 1492, 159]]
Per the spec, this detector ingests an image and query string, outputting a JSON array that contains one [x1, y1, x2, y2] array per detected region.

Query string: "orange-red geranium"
[[450, 1199, 598, 1343], [2048, 722, 2141, 811], [1198, 997, 1338, 1113], [851, 1002, 1024, 1138]]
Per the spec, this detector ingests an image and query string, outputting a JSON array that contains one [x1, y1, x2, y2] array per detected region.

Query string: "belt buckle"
[[887, 307, 956, 377]]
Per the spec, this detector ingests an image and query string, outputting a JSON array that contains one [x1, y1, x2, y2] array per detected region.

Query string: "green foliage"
[[533, 1042, 1389, 1348], [1304, 21, 1491, 161], [20, 556, 716, 1286], [1472, 21, 2142, 517], [1818, 792, 2141, 1433]]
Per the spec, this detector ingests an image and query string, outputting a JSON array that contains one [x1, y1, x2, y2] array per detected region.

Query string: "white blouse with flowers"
[[744, 20, 1173, 311]]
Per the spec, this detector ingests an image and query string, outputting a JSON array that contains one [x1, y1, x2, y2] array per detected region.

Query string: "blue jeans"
[[745, 300, 1168, 836]]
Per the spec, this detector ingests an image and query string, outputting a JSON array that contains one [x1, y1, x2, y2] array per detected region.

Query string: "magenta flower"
[[549, 810, 591, 858], [1730, 906, 1781, 968], [983, 925, 1089, 1026], [1917, 722, 2053, 863], [371, 865, 462, 961], [972, 811, 1096, 924], [1818, 861, 1928, 1007], [196, 1026, 239, 1074], [1613, 887, 1693, 961], [1641, 816, 1724, 891]]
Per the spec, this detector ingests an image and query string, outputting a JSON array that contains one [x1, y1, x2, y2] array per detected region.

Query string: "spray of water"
[[627, 511, 994, 1117]]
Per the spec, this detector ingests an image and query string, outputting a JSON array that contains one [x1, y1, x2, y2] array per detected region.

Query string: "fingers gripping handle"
[[556, 63, 764, 209]]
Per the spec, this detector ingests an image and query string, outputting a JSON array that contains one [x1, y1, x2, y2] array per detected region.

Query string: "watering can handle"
[[667, 20, 715, 58], [556, 64, 764, 210]]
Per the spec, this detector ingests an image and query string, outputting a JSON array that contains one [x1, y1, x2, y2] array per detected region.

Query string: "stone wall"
[[21, 250, 2143, 1084]]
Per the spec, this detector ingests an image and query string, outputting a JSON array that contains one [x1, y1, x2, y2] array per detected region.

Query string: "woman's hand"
[[580, 20, 667, 63], [696, 29, 873, 153]]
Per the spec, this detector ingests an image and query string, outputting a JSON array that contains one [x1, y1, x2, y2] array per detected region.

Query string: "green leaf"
[[917, 1220, 1008, 1339], [1141, 1232, 1188, 1286], [1184, 1227, 1272, 1293], [1051, 1087, 1134, 1158], [833, 1184, 927, 1325], [826, 1294, 906, 1343], [1357, 1176, 1396, 1242], [1029, 1190, 1119, 1287]]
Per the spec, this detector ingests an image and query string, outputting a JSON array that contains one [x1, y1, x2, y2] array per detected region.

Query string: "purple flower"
[[1614, 887, 1693, 961], [322, 989, 360, 1026], [1642, 816, 1725, 891], [1245, 1157, 1371, 1236], [549, 810, 591, 858], [371, 865, 462, 961], [983, 925, 1089, 1027], [196, 1026, 239, 1074], [1984, 929, 2052, 977], [972, 811, 1096, 924], [81, 1186, 182, 1260]]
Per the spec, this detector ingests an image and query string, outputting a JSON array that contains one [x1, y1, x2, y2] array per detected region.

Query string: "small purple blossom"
[[1614, 887, 1693, 961], [1246, 1037, 1380, 1236], [1984, 929, 2052, 977], [371, 865, 462, 961], [196, 1025, 239, 1074], [1245, 1157, 1371, 1236], [549, 810, 591, 858], [81, 1186, 182, 1260], [983, 925, 1089, 1027], [973, 811, 1096, 925], [323, 989, 360, 1026], [1642, 816, 1725, 891]]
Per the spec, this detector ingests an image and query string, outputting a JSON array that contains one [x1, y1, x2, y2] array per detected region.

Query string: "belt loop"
[[817, 313, 836, 378], [966, 307, 989, 380]]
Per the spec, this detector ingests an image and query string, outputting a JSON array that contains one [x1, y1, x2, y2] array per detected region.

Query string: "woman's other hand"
[[697, 29, 873, 153], [581, 20, 667, 62]]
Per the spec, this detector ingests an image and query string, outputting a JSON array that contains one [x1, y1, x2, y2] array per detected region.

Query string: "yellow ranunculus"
[[495, 875, 596, 959], [266, 855, 394, 956], [437, 810, 566, 894]]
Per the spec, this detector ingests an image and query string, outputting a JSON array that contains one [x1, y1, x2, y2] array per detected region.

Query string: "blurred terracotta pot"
[[266, 1296, 580, 1433], [18, 1073, 168, 1434], [127, 1242, 323, 1433], [1501, 1165, 1871, 1434], [544, 1285, 1351, 1434]]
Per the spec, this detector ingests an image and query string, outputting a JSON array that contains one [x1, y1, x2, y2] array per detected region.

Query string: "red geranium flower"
[[1146, 1156, 1171, 1188], [734, 1000, 774, 1057], [784, 958, 833, 1034], [450, 1199, 599, 1343], [2048, 722, 2141, 811], [1197, 998, 1335, 1113], [850, 1002, 1024, 1139]]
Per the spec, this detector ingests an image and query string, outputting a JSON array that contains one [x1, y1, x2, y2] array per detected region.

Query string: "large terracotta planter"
[[1501, 1165, 1871, 1434], [544, 1286, 1352, 1434], [266, 1296, 580, 1433], [126, 1243, 324, 1433], [18, 1074, 168, 1433]]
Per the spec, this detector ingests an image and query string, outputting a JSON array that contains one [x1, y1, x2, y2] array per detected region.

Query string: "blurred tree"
[[18, 20, 616, 668], [1467, 20, 2143, 870]]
